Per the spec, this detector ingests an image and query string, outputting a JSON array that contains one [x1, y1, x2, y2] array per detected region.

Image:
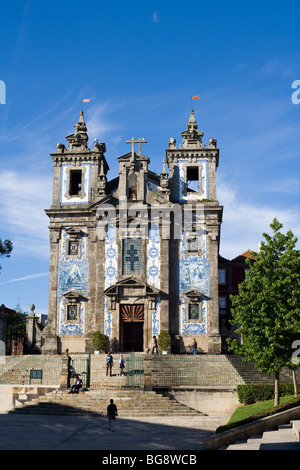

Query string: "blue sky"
[[0, 0, 300, 315]]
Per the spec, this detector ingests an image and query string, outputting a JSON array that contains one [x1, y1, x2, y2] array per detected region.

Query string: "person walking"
[[152, 335, 158, 354], [192, 338, 197, 355], [107, 399, 118, 431], [106, 352, 114, 376], [119, 354, 126, 376]]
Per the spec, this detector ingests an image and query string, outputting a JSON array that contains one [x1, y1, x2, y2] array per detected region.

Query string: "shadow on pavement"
[[0, 402, 226, 451]]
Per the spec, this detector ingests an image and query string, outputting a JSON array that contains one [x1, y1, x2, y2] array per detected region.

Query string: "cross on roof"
[[126, 137, 148, 161]]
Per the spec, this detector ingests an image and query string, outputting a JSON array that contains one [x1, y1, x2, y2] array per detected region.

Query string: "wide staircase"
[[9, 388, 203, 418]]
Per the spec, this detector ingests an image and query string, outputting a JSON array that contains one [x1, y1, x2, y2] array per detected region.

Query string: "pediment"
[[89, 193, 118, 210], [65, 227, 84, 238], [104, 276, 160, 296], [185, 289, 204, 298], [63, 290, 88, 300], [117, 152, 149, 163]]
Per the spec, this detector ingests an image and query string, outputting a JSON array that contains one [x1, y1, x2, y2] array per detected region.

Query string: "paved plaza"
[[0, 412, 228, 451]]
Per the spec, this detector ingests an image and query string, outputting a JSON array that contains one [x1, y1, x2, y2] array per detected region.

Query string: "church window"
[[67, 304, 78, 321], [186, 166, 199, 192], [70, 170, 82, 196], [187, 237, 198, 254], [188, 303, 200, 321], [122, 238, 142, 275], [68, 240, 79, 256]]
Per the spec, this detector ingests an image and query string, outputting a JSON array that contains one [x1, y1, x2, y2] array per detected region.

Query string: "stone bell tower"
[[166, 109, 223, 353], [43, 111, 109, 353]]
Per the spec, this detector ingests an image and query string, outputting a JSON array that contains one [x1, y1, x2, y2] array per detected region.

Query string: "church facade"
[[43, 109, 223, 354]]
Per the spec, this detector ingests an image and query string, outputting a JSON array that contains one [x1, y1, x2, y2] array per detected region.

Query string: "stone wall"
[[0, 355, 62, 385], [1, 353, 298, 390], [149, 355, 300, 387]]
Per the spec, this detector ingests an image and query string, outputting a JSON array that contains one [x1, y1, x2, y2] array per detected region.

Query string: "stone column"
[[43, 228, 60, 354], [0, 305, 7, 356], [160, 239, 169, 332], [207, 223, 222, 353], [25, 304, 36, 353], [143, 354, 152, 391], [60, 349, 71, 390]]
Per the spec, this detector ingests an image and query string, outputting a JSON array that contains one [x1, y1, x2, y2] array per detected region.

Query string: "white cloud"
[[85, 102, 115, 141], [218, 180, 300, 260], [0, 170, 51, 259], [0, 272, 48, 284], [266, 177, 300, 196], [152, 12, 160, 23]]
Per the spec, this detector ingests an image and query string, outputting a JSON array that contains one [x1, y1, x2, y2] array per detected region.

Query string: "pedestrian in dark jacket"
[[106, 352, 113, 376], [107, 399, 118, 431]]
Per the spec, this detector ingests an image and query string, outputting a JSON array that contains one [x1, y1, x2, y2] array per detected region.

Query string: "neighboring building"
[[0, 304, 25, 355], [218, 250, 253, 352], [36, 314, 48, 326], [43, 109, 223, 354]]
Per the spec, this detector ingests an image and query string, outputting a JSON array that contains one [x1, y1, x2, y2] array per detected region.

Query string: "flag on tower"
[[82, 99, 91, 102], [191, 95, 200, 100]]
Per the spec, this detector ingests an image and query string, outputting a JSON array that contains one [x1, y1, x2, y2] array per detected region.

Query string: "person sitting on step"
[[69, 375, 83, 394]]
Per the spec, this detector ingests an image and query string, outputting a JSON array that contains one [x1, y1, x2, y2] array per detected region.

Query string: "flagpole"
[[191, 95, 200, 111], [81, 98, 91, 112]]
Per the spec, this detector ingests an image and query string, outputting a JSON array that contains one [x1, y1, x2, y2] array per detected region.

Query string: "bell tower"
[[166, 109, 223, 353], [43, 111, 109, 354]]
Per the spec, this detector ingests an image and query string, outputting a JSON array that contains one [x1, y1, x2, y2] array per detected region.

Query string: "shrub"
[[237, 384, 298, 405], [92, 330, 107, 352], [158, 330, 171, 351]]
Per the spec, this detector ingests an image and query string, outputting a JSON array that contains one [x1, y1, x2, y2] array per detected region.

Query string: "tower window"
[[67, 304, 78, 321], [70, 170, 82, 196], [68, 240, 79, 256], [186, 166, 199, 192], [188, 303, 200, 321], [187, 237, 198, 253]]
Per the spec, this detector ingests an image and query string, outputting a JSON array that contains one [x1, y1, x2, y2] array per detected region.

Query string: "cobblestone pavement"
[[0, 412, 229, 451]]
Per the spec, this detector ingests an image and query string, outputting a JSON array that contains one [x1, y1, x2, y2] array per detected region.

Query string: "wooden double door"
[[120, 304, 144, 352]]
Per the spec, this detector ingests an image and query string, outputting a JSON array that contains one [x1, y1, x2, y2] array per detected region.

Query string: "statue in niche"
[[128, 173, 137, 200]]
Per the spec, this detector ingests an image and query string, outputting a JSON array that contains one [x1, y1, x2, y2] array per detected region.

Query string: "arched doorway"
[[120, 304, 144, 352]]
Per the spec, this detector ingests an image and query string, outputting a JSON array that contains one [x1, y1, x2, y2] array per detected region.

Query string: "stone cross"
[[126, 137, 148, 162]]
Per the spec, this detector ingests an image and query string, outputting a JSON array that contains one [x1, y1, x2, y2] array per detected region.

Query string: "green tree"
[[0, 238, 13, 272], [227, 218, 300, 406]]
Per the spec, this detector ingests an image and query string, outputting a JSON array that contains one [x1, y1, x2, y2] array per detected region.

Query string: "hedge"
[[237, 384, 298, 405]]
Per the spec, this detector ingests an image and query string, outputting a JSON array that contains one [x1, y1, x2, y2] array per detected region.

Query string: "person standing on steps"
[[152, 335, 158, 354], [107, 398, 118, 431], [192, 338, 197, 355], [106, 351, 114, 376], [119, 354, 126, 376]]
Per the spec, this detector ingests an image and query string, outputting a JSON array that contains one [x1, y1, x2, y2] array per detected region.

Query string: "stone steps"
[[10, 389, 202, 417], [221, 422, 300, 450]]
